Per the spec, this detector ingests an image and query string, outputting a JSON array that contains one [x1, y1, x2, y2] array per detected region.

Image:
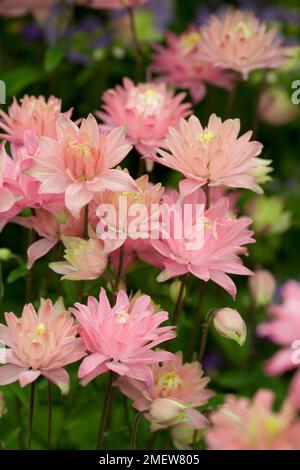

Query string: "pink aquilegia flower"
[[16, 205, 84, 268], [93, 173, 165, 273], [205, 389, 300, 450], [150, 29, 234, 103], [153, 114, 270, 196], [257, 281, 300, 407], [81, 0, 146, 9], [152, 188, 254, 298], [0, 95, 72, 146], [97, 78, 191, 170], [0, 137, 64, 231], [0, 299, 86, 394], [72, 289, 175, 385], [116, 351, 214, 431], [28, 113, 136, 219], [50, 236, 108, 281], [200, 10, 288, 79]]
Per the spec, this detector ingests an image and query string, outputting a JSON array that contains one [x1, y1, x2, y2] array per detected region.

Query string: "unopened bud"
[[149, 398, 188, 431], [249, 270, 276, 306], [213, 308, 246, 346], [0, 248, 12, 262]]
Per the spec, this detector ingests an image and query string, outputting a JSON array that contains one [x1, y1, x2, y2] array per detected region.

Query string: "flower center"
[[56, 211, 68, 224], [234, 20, 253, 38], [197, 130, 216, 146], [180, 32, 202, 54], [158, 372, 182, 391], [35, 323, 47, 336], [116, 310, 130, 324], [126, 87, 165, 117]]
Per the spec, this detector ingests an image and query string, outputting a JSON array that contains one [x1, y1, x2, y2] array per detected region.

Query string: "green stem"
[[96, 371, 114, 450], [47, 381, 52, 450], [127, 6, 142, 82], [198, 309, 216, 363], [172, 273, 189, 325], [187, 282, 207, 360], [114, 245, 124, 293], [28, 382, 35, 450], [26, 229, 34, 302], [130, 411, 144, 450]]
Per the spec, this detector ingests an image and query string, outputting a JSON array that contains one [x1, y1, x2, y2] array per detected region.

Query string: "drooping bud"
[[170, 423, 204, 450], [249, 270, 276, 306], [213, 308, 246, 346], [0, 248, 13, 262], [149, 398, 188, 431]]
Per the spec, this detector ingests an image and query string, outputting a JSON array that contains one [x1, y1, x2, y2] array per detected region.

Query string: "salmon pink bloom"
[[152, 188, 254, 298], [116, 351, 214, 431], [153, 114, 269, 195], [200, 10, 287, 79], [72, 289, 175, 385], [0, 95, 71, 146], [28, 114, 136, 219], [205, 389, 300, 450], [97, 78, 191, 168], [150, 30, 234, 103], [93, 173, 164, 273], [17, 205, 84, 268], [50, 236, 108, 281], [0, 299, 86, 394], [0, 136, 63, 230], [84, 0, 146, 9], [257, 281, 300, 407]]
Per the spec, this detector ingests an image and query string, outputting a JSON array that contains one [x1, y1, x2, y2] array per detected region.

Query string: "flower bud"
[[213, 308, 246, 346], [249, 270, 276, 306], [149, 398, 188, 431], [0, 248, 13, 262], [169, 279, 186, 304], [170, 423, 203, 450]]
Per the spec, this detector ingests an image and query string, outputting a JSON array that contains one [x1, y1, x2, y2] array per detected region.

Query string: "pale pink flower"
[[150, 29, 234, 103], [28, 113, 136, 219], [82, 0, 146, 9], [205, 389, 300, 450], [0, 299, 86, 394], [72, 289, 175, 385], [116, 351, 214, 430], [257, 281, 300, 407], [0, 135, 63, 231], [93, 173, 164, 273], [258, 86, 299, 126], [16, 205, 85, 268], [97, 78, 191, 168], [50, 236, 108, 281], [152, 188, 254, 299], [153, 114, 269, 196], [0, 95, 71, 146], [200, 10, 287, 79]]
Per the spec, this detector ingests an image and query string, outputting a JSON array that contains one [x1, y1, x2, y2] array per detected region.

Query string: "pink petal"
[[78, 353, 107, 379], [97, 169, 137, 192], [65, 183, 93, 219], [0, 364, 27, 385], [19, 369, 41, 387], [42, 368, 70, 395], [27, 238, 57, 268]]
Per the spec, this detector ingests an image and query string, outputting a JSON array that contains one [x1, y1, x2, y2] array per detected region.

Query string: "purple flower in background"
[[21, 22, 43, 42]]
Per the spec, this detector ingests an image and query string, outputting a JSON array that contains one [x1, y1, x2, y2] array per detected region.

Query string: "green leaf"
[[1, 67, 42, 97], [7, 265, 28, 284], [44, 46, 65, 73]]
